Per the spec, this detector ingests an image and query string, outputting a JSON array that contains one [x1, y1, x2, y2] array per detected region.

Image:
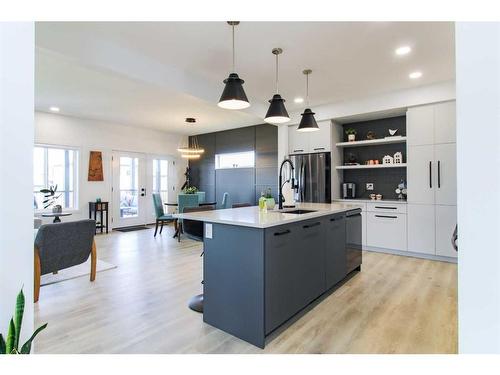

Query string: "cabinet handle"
[[429, 161, 432, 188], [293, 149, 304, 153], [274, 229, 291, 236], [303, 222, 321, 229], [438, 160, 441, 188], [330, 217, 342, 221], [375, 215, 398, 219], [313, 147, 325, 151], [374, 206, 397, 210]]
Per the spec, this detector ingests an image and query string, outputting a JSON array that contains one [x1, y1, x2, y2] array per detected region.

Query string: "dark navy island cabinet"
[[203, 210, 361, 349]]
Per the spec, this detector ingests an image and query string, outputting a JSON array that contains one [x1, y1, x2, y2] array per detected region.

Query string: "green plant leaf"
[[20, 323, 48, 354], [39, 189, 51, 193], [13, 289, 25, 350], [5, 319, 15, 354], [0, 333, 6, 354]]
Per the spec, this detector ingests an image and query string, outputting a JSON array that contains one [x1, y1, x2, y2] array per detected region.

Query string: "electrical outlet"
[[366, 183, 374, 191]]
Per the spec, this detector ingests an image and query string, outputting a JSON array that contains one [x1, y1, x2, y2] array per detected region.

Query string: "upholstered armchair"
[[34, 219, 97, 302]]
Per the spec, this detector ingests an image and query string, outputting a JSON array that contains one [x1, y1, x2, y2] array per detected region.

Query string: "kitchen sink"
[[281, 209, 317, 215]]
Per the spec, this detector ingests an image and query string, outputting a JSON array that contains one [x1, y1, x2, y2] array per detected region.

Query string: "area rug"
[[113, 225, 151, 232], [41, 259, 117, 286]]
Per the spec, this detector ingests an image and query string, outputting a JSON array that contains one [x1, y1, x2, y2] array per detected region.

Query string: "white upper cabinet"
[[308, 120, 332, 152], [407, 144, 435, 205], [434, 101, 456, 144], [288, 124, 309, 154], [288, 120, 332, 154], [407, 105, 434, 146], [407, 101, 456, 146], [434, 143, 457, 206]]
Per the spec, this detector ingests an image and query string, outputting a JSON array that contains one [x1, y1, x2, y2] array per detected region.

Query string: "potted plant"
[[183, 186, 198, 194], [263, 188, 276, 210], [40, 185, 62, 213], [0, 288, 47, 354], [345, 128, 357, 142]]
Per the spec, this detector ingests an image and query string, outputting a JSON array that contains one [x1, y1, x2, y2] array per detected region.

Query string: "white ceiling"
[[35, 22, 455, 135]]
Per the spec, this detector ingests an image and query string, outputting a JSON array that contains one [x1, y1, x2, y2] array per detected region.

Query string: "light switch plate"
[[366, 183, 374, 191], [205, 223, 213, 239]]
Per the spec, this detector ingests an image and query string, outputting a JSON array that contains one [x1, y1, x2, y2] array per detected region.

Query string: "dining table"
[[164, 201, 217, 240]]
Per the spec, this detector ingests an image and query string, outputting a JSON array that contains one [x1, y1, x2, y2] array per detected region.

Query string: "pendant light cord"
[[232, 24, 235, 73], [306, 72, 309, 107], [275, 53, 279, 94]]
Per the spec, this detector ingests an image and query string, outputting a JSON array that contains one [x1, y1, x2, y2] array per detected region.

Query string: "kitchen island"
[[174, 202, 362, 348]]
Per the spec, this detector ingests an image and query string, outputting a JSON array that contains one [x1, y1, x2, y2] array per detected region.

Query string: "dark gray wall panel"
[[255, 167, 277, 186], [215, 126, 255, 154], [216, 168, 256, 206], [255, 124, 278, 153]]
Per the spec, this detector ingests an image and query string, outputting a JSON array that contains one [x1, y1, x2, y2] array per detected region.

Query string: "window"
[[33, 145, 78, 211], [215, 151, 255, 170], [152, 159, 169, 204]]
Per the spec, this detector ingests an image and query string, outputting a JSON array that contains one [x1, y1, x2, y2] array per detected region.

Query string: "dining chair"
[[152, 193, 174, 237], [195, 191, 206, 204], [34, 219, 96, 302], [176, 193, 199, 242], [220, 192, 230, 209]]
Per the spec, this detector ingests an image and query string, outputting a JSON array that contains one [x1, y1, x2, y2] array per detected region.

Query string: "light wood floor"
[[34, 224, 457, 354]]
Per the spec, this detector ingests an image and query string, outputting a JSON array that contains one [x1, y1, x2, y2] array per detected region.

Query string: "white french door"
[[112, 151, 148, 228]]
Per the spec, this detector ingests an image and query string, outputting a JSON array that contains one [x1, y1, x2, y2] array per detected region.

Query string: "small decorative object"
[[393, 152, 403, 164], [395, 179, 407, 200], [52, 205, 62, 214], [88, 151, 104, 181], [369, 160, 375, 165], [366, 131, 377, 140], [258, 193, 268, 212], [183, 186, 198, 194], [382, 155, 394, 164], [345, 128, 357, 142], [40, 185, 61, 209], [374, 160, 380, 165], [0, 288, 48, 354], [388, 129, 398, 136], [345, 153, 359, 165], [376, 194, 383, 200], [181, 167, 191, 191], [96, 198, 101, 203], [369, 194, 376, 200], [263, 188, 276, 210]]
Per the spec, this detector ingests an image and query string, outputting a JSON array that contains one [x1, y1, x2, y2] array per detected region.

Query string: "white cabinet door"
[[366, 212, 407, 251], [407, 105, 434, 146], [434, 143, 457, 206], [308, 120, 331, 152], [407, 145, 435, 204], [434, 101, 456, 144], [407, 204, 436, 254], [435, 205, 458, 258], [288, 124, 309, 154]]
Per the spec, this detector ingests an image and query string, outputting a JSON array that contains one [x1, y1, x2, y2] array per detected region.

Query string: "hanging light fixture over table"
[[177, 118, 205, 159], [264, 47, 290, 124], [218, 21, 250, 110], [297, 69, 319, 132]]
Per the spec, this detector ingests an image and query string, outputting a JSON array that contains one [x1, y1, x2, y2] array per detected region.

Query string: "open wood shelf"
[[335, 163, 407, 170], [335, 136, 407, 148]]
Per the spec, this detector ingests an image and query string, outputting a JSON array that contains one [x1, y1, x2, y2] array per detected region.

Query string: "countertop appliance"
[[291, 152, 331, 203], [346, 208, 362, 273], [342, 182, 356, 199]]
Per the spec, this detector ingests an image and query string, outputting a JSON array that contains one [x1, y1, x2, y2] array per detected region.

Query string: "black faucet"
[[278, 158, 297, 210]]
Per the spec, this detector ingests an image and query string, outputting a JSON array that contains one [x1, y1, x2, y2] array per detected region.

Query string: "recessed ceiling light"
[[395, 46, 411, 56], [294, 97, 304, 104], [49, 106, 60, 112], [409, 71, 423, 79]]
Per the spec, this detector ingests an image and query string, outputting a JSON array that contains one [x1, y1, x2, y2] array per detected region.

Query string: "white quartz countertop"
[[333, 198, 407, 204], [173, 202, 363, 229]]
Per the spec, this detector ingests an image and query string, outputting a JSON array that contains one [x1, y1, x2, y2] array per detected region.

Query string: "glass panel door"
[[112, 151, 147, 228]]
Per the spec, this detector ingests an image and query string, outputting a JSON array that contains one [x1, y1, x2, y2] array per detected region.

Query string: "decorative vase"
[[52, 205, 62, 214], [265, 198, 276, 210], [258, 196, 267, 212], [348, 134, 355, 142]]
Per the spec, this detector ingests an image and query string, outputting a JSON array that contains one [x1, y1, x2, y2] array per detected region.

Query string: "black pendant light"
[[218, 21, 250, 110], [264, 48, 290, 124], [297, 69, 319, 132]]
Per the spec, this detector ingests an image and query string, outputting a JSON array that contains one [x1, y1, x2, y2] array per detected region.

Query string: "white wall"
[[0, 22, 34, 345], [456, 22, 500, 353], [35, 112, 188, 225]]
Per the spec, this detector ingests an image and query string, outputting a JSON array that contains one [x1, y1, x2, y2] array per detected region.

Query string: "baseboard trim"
[[363, 246, 457, 263]]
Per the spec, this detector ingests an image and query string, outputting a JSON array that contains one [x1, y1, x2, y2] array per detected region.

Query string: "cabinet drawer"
[[367, 202, 407, 214], [366, 212, 407, 251]]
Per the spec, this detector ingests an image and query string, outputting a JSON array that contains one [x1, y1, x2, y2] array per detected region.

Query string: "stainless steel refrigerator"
[[291, 153, 331, 203]]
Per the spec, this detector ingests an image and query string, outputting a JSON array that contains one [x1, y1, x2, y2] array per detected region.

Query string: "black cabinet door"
[[293, 218, 326, 308], [265, 223, 298, 334], [325, 214, 347, 289]]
